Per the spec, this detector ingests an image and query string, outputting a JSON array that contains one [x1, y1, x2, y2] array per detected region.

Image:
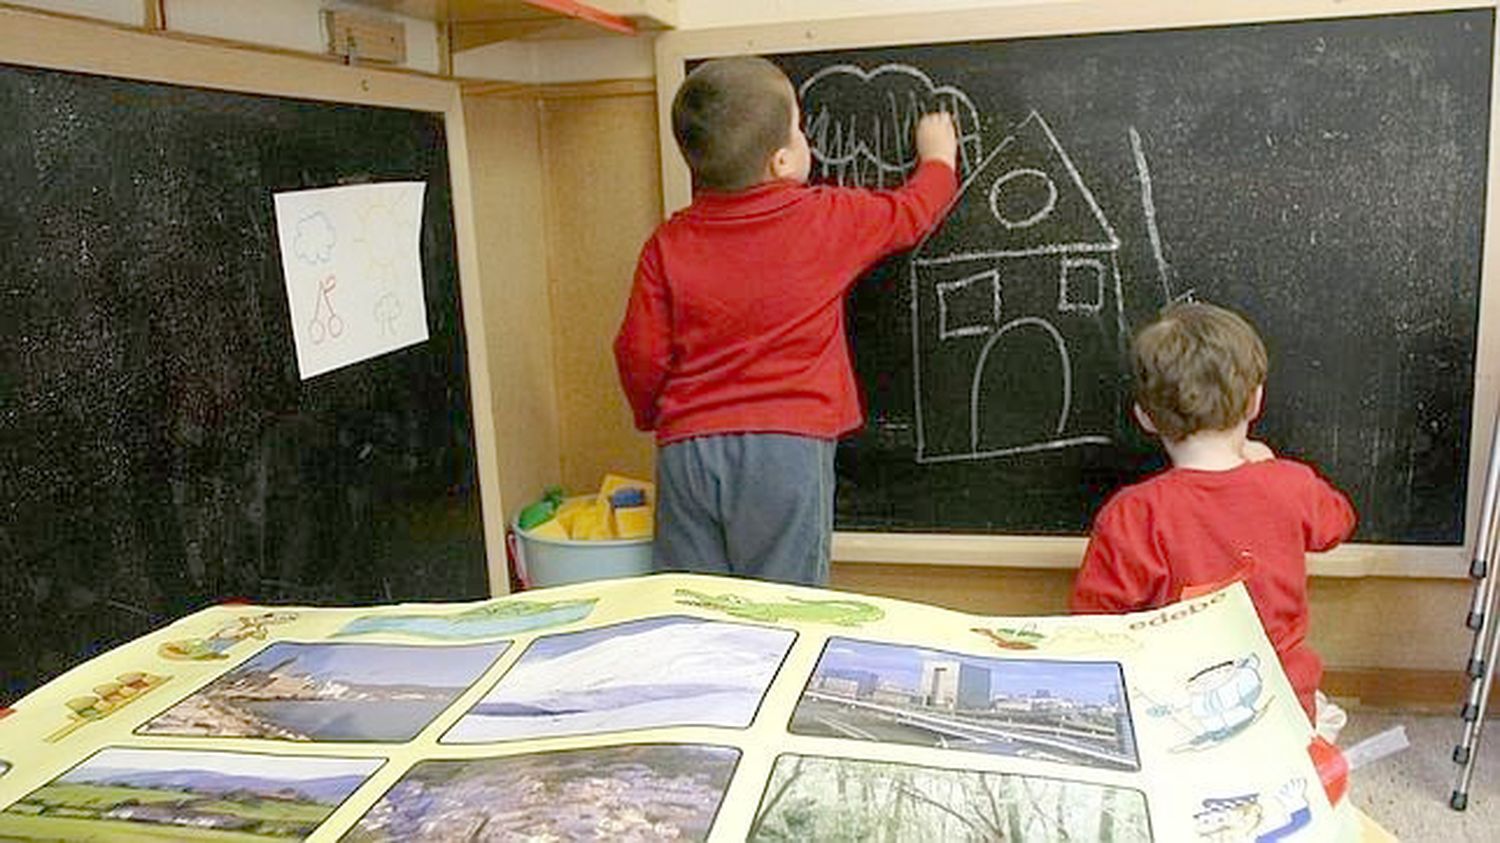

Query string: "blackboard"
[[0, 63, 489, 703], [764, 10, 1492, 542]]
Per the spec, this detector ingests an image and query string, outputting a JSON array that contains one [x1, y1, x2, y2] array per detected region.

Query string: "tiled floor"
[[1343, 710, 1500, 841]]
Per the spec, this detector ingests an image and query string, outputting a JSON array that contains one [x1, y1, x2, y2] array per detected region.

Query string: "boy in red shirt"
[[613, 56, 959, 585], [1070, 302, 1356, 729]]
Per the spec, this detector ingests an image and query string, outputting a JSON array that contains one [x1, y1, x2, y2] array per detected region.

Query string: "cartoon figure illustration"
[[157, 611, 299, 661], [335, 598, 598, 640], [1139, 654, 1270, 752], [910, 111, 1124, 462], [674, 589, 885, 626], [1194, 778, 1313, 842], [44, 672, 171, 743]]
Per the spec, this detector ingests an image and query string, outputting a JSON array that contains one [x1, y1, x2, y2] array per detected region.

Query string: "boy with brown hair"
[[614, 56, 959, 585], [1070, 301, 1356, 729]]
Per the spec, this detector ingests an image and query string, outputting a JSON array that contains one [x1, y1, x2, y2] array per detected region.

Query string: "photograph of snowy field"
[[443, 615, 796, 742], [749, 754, 1151, 841], [0, 747, 381, 841], [791, 637, 1136, 770], [138, 641, 509, 742], [343, 743, 740, 841]]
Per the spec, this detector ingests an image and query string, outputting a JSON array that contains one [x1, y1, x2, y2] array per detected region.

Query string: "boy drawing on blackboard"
[[1070, 302, 1356, 735], [614, 56, 959, 585]]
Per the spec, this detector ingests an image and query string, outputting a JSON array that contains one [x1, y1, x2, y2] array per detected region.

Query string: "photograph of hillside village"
[[790, 638, 1137, 771], [346, 744, 740, 841]]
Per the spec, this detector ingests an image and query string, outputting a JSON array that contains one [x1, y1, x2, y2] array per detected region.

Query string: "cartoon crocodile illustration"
[[972, 624, 1143, 655], [673, 589, 884, 626], [972, 626, 1046, 650], [335, 597, 597, 640], [158, 611, 299, 661]]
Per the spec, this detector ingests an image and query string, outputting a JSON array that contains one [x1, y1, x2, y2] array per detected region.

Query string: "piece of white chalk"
[[1343, 725, 1411, 770]]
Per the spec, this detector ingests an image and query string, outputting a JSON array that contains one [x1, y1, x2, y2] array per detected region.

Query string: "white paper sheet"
[[273, 182, 429, 379]]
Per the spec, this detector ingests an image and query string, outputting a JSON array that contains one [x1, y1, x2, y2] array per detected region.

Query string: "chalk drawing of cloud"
[[799, 63, 984, 188], [294, 212, 336, 265]]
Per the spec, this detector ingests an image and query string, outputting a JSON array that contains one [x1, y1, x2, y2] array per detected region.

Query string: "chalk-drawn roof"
[[916, 111, 1119, 263]]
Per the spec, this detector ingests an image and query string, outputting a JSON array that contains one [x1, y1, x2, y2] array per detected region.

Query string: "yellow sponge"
[[570, 501, 615, 540], [614, 506, 653, 539], [554, 496, 591, 534], [525, 517, 569, 540]]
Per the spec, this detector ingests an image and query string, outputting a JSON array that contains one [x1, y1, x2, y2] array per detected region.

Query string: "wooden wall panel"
[[462, 90, 561, 533], [540, 85, 659, 494]]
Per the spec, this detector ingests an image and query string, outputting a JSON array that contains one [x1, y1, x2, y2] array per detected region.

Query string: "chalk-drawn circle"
[[988, 167, 1057, 229]]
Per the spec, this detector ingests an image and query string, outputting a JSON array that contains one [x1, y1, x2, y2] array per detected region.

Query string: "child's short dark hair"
[[1132, 301, 1268, 441], [671, 56, 794, 192]]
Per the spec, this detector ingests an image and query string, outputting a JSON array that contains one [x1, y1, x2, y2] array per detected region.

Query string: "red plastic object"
[[506, 530, 531, 591], [522, 0, 636, 35], [1308, 735, 1349, 805]]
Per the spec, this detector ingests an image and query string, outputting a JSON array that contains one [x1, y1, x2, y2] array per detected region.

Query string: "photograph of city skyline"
[[790, 637, 1137, 771]]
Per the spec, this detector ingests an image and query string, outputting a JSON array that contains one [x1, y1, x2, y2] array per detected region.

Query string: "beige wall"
[[539, 84, 660, 492], [461, 88, 562, 534]]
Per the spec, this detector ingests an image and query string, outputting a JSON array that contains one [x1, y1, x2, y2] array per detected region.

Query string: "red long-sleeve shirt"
[[614, 161, 958, 444], [1070, 459, 1356, 722]]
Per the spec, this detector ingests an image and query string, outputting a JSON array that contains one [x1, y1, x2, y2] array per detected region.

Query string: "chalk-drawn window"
[[988, 167, 1058, 229], [938, 270, 1001, 340], [1059, 257, 1105, 313]]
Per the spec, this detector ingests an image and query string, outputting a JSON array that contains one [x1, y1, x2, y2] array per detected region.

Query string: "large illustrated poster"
[[0, 574, 1362, 841]]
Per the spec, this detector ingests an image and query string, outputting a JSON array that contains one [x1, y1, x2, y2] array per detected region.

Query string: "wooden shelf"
[[351, 0, 674, 49]]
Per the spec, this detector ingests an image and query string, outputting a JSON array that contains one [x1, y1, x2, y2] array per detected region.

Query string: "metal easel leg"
[[1451, 406, 1500, 810]]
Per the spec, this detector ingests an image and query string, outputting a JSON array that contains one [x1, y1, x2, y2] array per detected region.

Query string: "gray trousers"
[[654, 433, 834, 586]]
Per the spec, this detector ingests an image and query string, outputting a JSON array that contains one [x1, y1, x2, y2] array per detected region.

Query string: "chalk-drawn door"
[[971, 317, 1071, 453]]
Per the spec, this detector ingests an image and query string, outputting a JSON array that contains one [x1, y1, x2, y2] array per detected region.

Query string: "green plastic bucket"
[[510, 504, 653, 588]]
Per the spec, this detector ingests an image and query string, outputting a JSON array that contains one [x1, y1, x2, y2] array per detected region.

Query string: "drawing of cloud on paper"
[[273, 182, 429, 380]]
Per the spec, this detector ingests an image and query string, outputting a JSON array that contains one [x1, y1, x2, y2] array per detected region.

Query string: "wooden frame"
[[654, 0, 1500, 579], [0, 6, 511, 595]]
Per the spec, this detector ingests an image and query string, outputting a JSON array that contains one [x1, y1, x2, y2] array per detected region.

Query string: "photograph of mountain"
[[344, 743, 740, 841], [138, 641, 509, 742], [0, 747, 381, 841], [444, 615, 795, 742]]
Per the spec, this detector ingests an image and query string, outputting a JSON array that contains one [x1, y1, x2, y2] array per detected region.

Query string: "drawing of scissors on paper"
[[308, 273, 344, 343]]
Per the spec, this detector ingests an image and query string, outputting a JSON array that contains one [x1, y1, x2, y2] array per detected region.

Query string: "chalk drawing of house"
[[910, 111, 1126, 463]]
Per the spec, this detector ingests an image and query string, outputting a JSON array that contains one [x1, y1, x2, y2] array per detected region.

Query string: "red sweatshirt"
[[614, 161, 958, 444], [1070, 459, 1356, 722]]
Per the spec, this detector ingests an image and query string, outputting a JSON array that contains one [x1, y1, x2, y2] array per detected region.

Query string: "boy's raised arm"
[[1304, 473, 1357, 552], [818, 112, 961, 269]]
